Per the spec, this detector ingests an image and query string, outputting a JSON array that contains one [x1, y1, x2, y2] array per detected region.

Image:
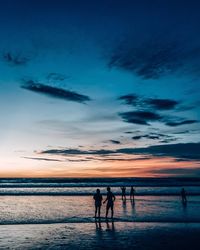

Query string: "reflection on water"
[[0, 195, 200, 224]]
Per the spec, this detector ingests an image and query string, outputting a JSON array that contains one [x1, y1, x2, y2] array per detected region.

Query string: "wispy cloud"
[[108, 38, 181, 79], [165, 120, 197, 127], [3, 52, 30, 66], [108, 34, 200, 79], [132, 132, 173, 141], [118, 94, 180, 110], [23, 157, 62, 162], [40, 142, 200, 161], [46, 73, 68, 82], [118, 97, 198, 126], [145, 98, 179, 110], [21, 80, 91, 103], [109, 140, 121, 144], [119, 111, 162, 125]]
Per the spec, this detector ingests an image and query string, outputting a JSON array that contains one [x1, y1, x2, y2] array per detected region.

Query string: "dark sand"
[[0, 222, 199, 249]]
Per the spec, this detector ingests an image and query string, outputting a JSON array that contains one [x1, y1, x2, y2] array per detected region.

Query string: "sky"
[[0, 0, 200, 178]]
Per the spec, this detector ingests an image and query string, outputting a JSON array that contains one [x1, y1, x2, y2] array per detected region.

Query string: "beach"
[[0, 222, 200, 249], [0, 178, 200, 249]]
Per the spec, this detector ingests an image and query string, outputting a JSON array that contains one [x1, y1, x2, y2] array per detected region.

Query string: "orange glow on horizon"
[[0, 155, 199, 178]]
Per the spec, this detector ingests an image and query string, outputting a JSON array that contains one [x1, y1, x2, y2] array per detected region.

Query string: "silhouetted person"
[[181, 188, 187, 204], [103, 186, 116, 219], [130, 186, 135, 201], [121, 186, 126, 200], [93, 189, 103, 218]]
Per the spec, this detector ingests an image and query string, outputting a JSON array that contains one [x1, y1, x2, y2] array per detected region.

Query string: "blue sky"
[[0, 0, 200, 177]]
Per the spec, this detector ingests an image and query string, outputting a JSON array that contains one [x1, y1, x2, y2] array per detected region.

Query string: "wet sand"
[[0, 222, 200, 249]]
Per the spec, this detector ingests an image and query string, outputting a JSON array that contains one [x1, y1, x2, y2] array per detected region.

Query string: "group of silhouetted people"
[[93, 186, 188, 219], [121, 186, 135, 201], [93, 187, 116, 219], [93, 186, 135, 219]]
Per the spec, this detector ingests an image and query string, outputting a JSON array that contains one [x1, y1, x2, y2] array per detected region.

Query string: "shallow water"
[[0, 195, 199, 224], [0, 222, 200, 249]]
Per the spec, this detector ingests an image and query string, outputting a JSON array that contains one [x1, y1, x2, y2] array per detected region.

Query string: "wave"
[[0, 192, 200, 196], [1, 217, 200, 225], [0, 177, 200, 188]]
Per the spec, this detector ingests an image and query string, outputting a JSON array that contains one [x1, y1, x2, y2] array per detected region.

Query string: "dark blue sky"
[[0, 0, 200, 177]]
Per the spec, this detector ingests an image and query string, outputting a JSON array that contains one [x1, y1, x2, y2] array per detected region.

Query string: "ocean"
[[0, 178, 200, 249]]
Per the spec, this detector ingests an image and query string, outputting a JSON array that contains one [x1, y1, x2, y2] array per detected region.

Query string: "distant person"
[[93, 189, 103, 218], [181, 188, 187, 204], [130, 186, 135, 201], [103, 186, 116, 219], [121, 186, 126, 200]]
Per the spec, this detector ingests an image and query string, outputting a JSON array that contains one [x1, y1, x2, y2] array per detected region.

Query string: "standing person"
[[130, 186, 135, 201], [93, 189, 103, 218], [181, 188, 187, 204], [103, 186, 116, 219], [121, 186, 126, 200]]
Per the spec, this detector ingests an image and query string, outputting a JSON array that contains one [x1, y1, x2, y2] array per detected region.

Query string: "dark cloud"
[[118, 143, 200, 161], [159, 138, 178, 144], [23, 157, 62, 162], [21, 80, 91, 103], [132, 132, 177, 143], [165, 120, 198, 127], [108, 32, 200, 79], [41, 148, 115, 156], [151, 167, 200, 176], [118, 94, 138, 105], [40, 142, 200, 161], [108, 38, 181, 79], [118, 94, 179, 110], [3, 52, 30, 66], [110, 140, 121, 144], [118, 96, 198, 126], [145, 98, 179, 110], [119, 111, 162, 125], [97, 156, 153, 162], [132, 133, 163, 140]]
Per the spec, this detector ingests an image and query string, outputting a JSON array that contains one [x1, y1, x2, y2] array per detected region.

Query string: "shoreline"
[[0, 222, 200, 249]]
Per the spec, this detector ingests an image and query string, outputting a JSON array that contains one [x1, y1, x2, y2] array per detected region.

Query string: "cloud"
[[165, 120, 198, 127], [3, 52, 30, 66], [41, 148, 115, 156], [145, 98, 179, 110], [46, 73, 68, 82], [151, 167, 200, 176], [159, 138, 177, 143], [21, 80, 91, 103], [118, 96, 198, 126], [23, 157, 62, 162], [108, 38, 181, 79], [117, 142, 200, 161], [109, 140, 121, 144], [40, 142, 200, 161], [108, 33, 200, 79], [118, 94, 139, 105], [118, 94, 179, 110], [132, 133, 165, 140], [119, 111, 162, 125], [132, 132, 177, 143]]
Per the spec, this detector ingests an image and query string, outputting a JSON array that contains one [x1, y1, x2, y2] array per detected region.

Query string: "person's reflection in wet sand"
[[106, 220, 115, 234], [131, 199, 136, 217], [95, 219, 102, 230], [95, 219, 103, 241], [181, 188, 187, 205], [122, 198, 127, 216]]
